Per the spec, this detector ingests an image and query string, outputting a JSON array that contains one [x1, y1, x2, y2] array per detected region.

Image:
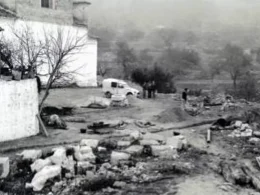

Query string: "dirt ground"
[[1, 88, 260, 195]]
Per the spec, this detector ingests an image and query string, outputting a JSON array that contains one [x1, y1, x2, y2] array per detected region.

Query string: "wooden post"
[[207, 129, 211, 143], [36, 114, 49, 137]]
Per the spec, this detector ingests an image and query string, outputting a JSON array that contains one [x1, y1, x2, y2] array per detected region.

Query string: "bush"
[[131, 66, 176, 93], [225, 73, 260, 102]]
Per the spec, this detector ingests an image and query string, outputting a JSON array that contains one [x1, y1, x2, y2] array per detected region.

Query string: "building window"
[[41, 0, 55, 9]]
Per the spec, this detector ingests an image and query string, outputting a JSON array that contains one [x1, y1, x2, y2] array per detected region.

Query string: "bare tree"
[[115, 41, 136, 79], [39, 29, 87, 112], [97, 61, 109, 77], [10, 25, 45, 76], [221, 44, 252, 89]]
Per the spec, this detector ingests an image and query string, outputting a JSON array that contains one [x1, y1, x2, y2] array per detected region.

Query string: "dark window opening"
[[111, 82, 117, 88], [41, 0, 54, 9]]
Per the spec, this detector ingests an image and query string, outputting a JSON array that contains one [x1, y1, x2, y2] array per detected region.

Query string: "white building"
[[0, 0, 98, 87]]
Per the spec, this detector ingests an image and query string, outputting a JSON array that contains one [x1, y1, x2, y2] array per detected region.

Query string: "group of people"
[[142, 81, 156, 99]]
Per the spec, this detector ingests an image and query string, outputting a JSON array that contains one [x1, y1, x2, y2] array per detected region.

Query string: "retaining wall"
[[0, 79, 39, 142]]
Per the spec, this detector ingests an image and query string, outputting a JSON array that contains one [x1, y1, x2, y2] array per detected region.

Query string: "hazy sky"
[[88, 0, 260, 33]]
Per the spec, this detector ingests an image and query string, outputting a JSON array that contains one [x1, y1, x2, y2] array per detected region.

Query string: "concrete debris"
[[249, 137, 260, 144], [81, 151, 96, 163], [26, 165, 61, 191], [125, 145, 143, 155], [31, 158, 52, 172], [151, 145, 178, 159], [80, 146, 92, 154], [98, 147, 107, 152], [77, 161, 96, 174], [50, 148, 67, 165], [130, 130, 143, 141], [111, 151, 130, 165], [0, 157, 9, 178], [117, 141, 131, 147], [166, 135, 188, 150], [113, 181, 127, 188], [80, 139, 99, 148], [19, 150, 42, 161], [140, 139, 160, 146], [253, 131, 260, 138]]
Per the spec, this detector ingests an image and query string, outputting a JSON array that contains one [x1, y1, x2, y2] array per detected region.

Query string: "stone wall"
[[0, 79, 39, 142]]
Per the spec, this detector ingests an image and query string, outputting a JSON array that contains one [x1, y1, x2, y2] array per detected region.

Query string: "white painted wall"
[[0, 18, 97, 87], [0, 79, 39, 142]]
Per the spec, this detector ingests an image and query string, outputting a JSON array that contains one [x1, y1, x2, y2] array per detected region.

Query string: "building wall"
[[0, 0, 16, 11], [15, 0, 73, 25], [0, 18, 97, 87], [0, 79, 39, 142]]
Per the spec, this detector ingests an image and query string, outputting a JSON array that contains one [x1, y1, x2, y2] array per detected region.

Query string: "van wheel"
[[126, 92, 133, 96], [105, 92, 112, 98]]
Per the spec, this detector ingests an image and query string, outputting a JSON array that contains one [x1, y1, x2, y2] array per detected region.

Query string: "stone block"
[[19, 150, 42, 161], [125, 145, 143, 155], [80, 146, 92, 154], [117, 141, 131, 147], [80, 139, 99, 148], [77, 161, 96, 174], [111, 152, 130, 165], [140, 139, 160, 146], [0, 157, 9, 178]]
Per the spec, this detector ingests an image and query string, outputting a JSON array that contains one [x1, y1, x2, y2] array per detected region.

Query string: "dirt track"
[[2, 88, 260, 195]]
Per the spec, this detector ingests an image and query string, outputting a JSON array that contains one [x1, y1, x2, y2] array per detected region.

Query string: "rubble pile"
[[0, 131, 190, 194]]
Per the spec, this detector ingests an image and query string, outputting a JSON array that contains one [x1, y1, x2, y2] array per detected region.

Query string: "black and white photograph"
[[1, 0, 260, 194]]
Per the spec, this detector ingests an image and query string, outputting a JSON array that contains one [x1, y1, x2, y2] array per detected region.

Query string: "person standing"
[[182, 88, 188, 109], [147, 81, 152, 99], [142, 82, 148, 99], [151, 80, 156, 98]]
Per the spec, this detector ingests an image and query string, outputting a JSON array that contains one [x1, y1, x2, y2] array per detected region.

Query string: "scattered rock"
[[98, 147, 107, 152], [0, 157, 9, 178], [140, 139, 160, 146], [80, 146, 92, 154], [81, 151, 96, 163], [151, 145, 178, 159], [113, 181, 126, 189], [234, 121, 243, 128], [253, 131, 260, 138], [98, 139, 118, 150], [166, 135, 188, 150], [249, 137, 260, 144], [111, 152, 130, 165], [19, 150, 42, 161], [130, 130, 143, 141], [80, 139, 99, 148], [31, 158, 52, 172], [50, 148, 67, 165], [26, 165, 61, 191], [125, 145, 143, 155], [117, 141, 131, 148], [77, 161, 96, 174]]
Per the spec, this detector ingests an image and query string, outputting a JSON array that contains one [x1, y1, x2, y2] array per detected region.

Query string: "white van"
[[102, 78, 140, 98]]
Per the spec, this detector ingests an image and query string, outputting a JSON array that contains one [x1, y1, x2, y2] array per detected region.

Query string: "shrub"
[[131, 65, 176, 93]]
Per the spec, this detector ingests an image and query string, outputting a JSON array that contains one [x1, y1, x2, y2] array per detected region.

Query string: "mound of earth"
[[156, 107, 193, 123]]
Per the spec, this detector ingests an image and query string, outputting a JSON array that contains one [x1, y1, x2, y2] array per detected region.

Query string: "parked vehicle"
[[102, 78, 140, 98]]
